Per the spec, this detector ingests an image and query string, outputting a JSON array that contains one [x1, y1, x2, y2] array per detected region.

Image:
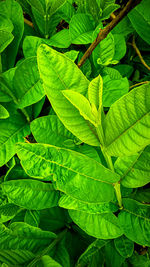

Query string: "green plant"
[[0, 0, 150, 266]]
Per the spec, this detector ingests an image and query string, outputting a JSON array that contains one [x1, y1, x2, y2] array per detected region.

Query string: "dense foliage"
[[0, 0, 150, 266]]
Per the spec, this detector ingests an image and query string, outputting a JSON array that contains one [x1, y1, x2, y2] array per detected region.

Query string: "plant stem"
[[114, 182, 122, 209], [24, 18, 34, 28], [21, 108, 30, 123], [132, 36, 150, 71], [27, 229, 67, 267], [78, 0, 142, 68]]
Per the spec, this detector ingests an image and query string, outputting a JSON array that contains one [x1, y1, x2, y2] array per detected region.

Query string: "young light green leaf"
[[16, 143, 120, 203], [69, 13, 95, 44], [115, 145, 150, 188], [118, 198, 150, 246], [0, 105, 9, 119], [37, 44, 99, 146], [0, 222, 56, 252], [13, 57, 45, 108], [62, 90, 97, 126], [104, 83, 150, 156], [69, 210, 123, 239], [0, 112, 30, 167], [88, 75, 103, 110], [114, 235, 134, 258], [2, 179, 59, 210], [59, 194, 118, 214]]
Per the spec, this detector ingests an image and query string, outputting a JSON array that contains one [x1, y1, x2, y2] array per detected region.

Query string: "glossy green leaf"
[[0, 249, 35, 266], [38, 255, 62, 267], [24, 210, 40, 227], [16, 143, 119, 203], [0, 112, 30, 167], [49, 29, 71, 48], [115, 145, 150, 188], [37, 44, 99, 146], [0, 204, 20, 217], [104, 83, 150, 156], [119, 198, 150, 246], [0, 105, 9, 119], [103, 240, 125, 267], [0, 0, 24, 69], [59, 194, 118, 213], [23, 36, 52, 58], [103, 75, 129, 107], [2, 179, 59, 210], [69, 210, 123, 239], [62, 90, 97, 126], [113, 34, 126, 61], [13, 57, 45, 108], [0, 15, 14, 53], [31, 115, 75, 146], [69, 13, 95, 44], [128, 0, 150, 45], [93, 31, 115, 67], [88, 75, 103, 110], [114, 235, 134, 258], [77, 239, 109, 267], [0, 222, 56, 252]]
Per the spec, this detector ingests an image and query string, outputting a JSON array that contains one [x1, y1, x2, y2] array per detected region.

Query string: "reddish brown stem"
[[78, 0, 142, 68]]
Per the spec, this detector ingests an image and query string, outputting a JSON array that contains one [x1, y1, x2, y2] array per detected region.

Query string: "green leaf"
[[93, 31, 115, 67], [114, 235, 134, 258], [113, 34, 126, 61], [69, 210, 123, 239], [103, 75, 129, 107], [102, 4, 120, 20], [88, 75, 103, 110], [31, 115, 75, 147], [69, 13, 95, 44], [0, 249, 35, 266], [26, 0, 45, 15], [23, 36, 52, 58], [0, 112, 30, 167], [77, 239, 109, 267], [38, 255, 62, 267], [37, 45, 99, 146], [0, 15, 14, 53], [0, 203, 20, 217], [59, 194, 118, 214], [16, 143, 119, 203], [128, 0, 150, 45], [50, 238, 70, 267], [13, 57, 45, 108], [24, 210, 40, 227], [49, 29, 71, 48], [0, 105, 9, 119], [0, 222, 56, 252], [0, 0, 24, 69], [62, 90, 97, 126], [118, 198, 150, 246], [103, 240, 125, 267], [104, 83, 150, 156], [2, 179, 59, 210], [115, 145, 150, 188]]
